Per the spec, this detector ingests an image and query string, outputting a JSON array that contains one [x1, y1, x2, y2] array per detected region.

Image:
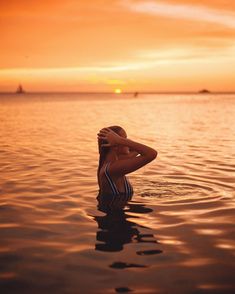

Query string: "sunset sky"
[[1, 0, 235, 92]]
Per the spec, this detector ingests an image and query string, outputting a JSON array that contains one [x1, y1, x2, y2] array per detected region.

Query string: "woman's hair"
[[97, 125, 123, 185]]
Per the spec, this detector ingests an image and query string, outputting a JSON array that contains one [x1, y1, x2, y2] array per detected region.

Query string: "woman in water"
[[97, 126, 157, 211]]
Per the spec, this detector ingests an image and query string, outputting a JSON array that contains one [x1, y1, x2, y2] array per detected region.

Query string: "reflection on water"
[[96, 192, 133, 213], [95, 209, 139, 252], [0, 93, 235, 293], [95, 198, 158, 253]]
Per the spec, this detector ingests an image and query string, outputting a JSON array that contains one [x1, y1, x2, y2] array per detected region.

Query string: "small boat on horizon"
[[198, 89, 210, 94], [16, 84, 25, 94]]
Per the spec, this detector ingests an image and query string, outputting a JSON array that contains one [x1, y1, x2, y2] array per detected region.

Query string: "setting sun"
[[114, 88, 122, 94]]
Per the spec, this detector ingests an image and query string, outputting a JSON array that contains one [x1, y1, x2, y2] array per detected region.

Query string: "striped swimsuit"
[[104, 162, 133, 200]]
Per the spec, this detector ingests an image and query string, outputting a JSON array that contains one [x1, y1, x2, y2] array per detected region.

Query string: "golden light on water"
[[0, 90, 234, 292]]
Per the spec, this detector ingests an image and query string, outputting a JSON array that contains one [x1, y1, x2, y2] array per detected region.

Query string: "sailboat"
[[16, 84, 25, 94]]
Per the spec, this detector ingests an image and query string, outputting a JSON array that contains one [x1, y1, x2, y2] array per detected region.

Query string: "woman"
[[97, 126, 157, 210]]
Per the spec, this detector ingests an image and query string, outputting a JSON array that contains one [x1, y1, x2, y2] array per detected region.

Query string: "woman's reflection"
[[94, 194, 157, 253]]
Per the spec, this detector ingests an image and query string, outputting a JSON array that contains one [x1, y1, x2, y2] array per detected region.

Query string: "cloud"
[[121, 0, 235, 29], [0, 64, 151, 78], [1, 44, 235, 79], [135, 44, 235, 60]]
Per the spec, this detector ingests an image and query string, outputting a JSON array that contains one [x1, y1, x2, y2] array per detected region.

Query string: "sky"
[[1, 0, 235, 92]]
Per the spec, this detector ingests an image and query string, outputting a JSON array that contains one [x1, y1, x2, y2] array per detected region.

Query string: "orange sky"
[[1, 0, 235, 92]]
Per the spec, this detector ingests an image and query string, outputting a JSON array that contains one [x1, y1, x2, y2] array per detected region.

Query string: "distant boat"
[[16, 84, 25, 94], [134, 91, 139, 97], [198, 89, 210, 94]]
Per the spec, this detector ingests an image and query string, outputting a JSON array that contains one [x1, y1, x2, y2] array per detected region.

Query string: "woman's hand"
[[97, 128, 123, 147]]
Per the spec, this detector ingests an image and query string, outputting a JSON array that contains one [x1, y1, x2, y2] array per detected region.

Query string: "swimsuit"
[[104, 162, 133, 200]]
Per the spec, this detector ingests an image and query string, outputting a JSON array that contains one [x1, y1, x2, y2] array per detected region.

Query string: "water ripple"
[[0, 94, 235, 293]]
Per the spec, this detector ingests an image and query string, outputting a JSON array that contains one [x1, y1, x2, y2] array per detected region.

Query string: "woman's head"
[[98, 125, 126, 154], [97, 125, 127, 175]]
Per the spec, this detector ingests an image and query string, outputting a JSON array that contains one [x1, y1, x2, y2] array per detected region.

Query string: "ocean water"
[[0, 93, 234, 294]]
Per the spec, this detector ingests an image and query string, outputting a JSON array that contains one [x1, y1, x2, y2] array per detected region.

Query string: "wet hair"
[[97, 125, 124, 185]]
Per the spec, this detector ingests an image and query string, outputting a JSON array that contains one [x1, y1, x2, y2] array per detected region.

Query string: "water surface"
[[0, 93, 235, 293]]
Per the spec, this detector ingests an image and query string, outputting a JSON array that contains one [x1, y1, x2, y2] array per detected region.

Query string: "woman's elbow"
[[152, 149, 158, 160], [146, 149, 158, 162], [155, 149, 158, 157]]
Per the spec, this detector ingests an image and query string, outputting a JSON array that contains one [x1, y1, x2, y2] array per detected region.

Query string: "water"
[[0, 93, 234, 293]]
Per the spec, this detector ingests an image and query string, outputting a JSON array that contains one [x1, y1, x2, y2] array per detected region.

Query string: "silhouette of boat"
[[16, 84, 25, 94], [198, 89, 210, 94]]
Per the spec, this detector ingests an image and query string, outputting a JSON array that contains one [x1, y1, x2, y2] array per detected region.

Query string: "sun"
[[114, 88, 122, 94]]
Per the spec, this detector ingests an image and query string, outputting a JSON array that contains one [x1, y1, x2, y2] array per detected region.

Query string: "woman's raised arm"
[[111, 137, 157, 175], [98, 128, 157, 176]]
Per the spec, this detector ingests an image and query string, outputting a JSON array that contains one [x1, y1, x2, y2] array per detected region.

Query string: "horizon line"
[[1, 90, 235, 95]]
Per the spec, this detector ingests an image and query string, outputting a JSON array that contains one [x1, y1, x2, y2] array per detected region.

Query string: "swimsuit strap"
[[105, 162, 133, 199], [104, 163, 119, 196], [124, 176, 133, 199], [128, 177, 133, 196], [124, 176, 130, 196]]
